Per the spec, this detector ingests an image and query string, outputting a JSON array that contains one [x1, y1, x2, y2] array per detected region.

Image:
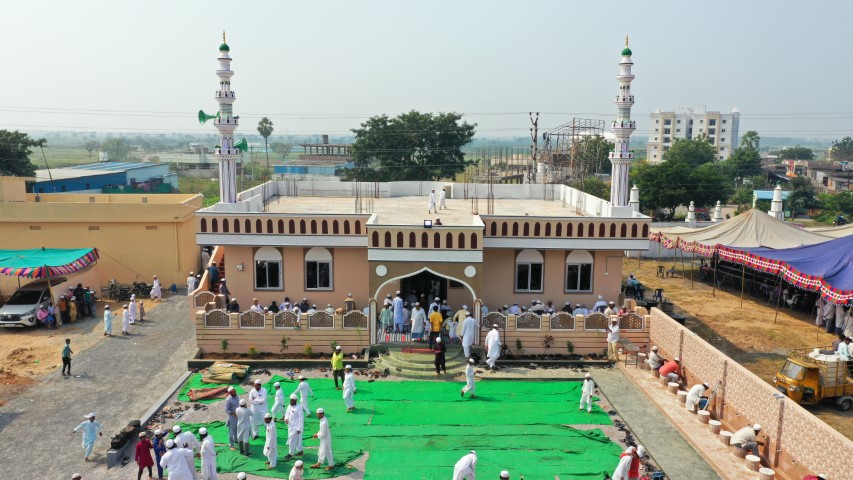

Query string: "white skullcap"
[[598, 295, 603, 300], [442, 300, 447, 304], [154, 429, 163, 436], [274, 382, 281, 387], [345, 364, 352, 369], [470, 450, 476, 455], [299, 375, 306, 380], [565, 301, 570, 305], [503, 304, 508, 308], [254, 379, 262, 385], [817, 475, 827, 480], [436, 337, 442, 342], [386, 294, 392, 298], [585, 373, 591, 378], [469, 358, 475, 364], [674, 357, 680, 362], [652, 346, 659, 351], [435, 297, 440, 301], [335, 345, 341, 350], [264, 413, 272, 419], [312, 304, 316, 308], [138, 431, 146, 438], [199, 427, 208, 435], [290, 394, 298, 400], [165, 439, 175, 448], [753, 423, 762, 431], [637, 445, 646, 456], [85, 412, 96, 418], [227, 386, 235, 392], [462, 305, 468, 309], [347, 293, 352, 296], [493, 324, 499, 328], [702, 382, 709, 388], [104, 305, 110, 309], [295, 460, 304, 467], [72, 474, 82, 479], [500, 471, 510, 479], [396, 290, 400, 294], [316, 408, 325, 414], [172, 425, 181, 433], [327, 304, 332, 307], [624, 446, 636, 454], [239, 399, 247, 406], [237, 473, 247, 480]]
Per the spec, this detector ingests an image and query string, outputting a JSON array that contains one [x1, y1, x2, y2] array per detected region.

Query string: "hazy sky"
[[4, 0, 852, 141]]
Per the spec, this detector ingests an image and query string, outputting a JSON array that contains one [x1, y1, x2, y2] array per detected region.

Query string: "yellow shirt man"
[[429, 310, 444, 333]]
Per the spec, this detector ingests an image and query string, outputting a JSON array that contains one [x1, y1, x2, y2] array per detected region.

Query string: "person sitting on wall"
[[659, 357, 682, 383], [227, 298, 240, 313], [561, 302, 573, 314], [434, 218, 443, 226], [730, 424, 764, 456]]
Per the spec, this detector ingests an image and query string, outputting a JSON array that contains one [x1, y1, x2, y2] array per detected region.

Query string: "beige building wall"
[[0, 187, 202, 290], [481, 249, 623, 309]]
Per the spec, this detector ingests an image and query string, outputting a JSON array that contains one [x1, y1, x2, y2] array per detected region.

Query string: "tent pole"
[[713, 255, 717, 298], [740, 263, 746, 309], [681, 248, 686, 285], [690, 251, 694, 289], [773, 274, 782, 324]]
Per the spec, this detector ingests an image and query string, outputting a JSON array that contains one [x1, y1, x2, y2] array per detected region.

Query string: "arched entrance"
[[370, 265, 482, 345]]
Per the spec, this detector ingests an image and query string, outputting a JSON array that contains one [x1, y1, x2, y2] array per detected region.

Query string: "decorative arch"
[[566, 223, 573, 237], [631, 224, 637, 237], [258, 219, 264, 233], [566, 249, 594, 264], [512, 222, 519, 236], [373, 267, 477, 309], [322, 220, 328, 235], [545, 223, 551, 237], [333, 220, 339, 234], [211, 218, 218, 233], [255, 246, 282, 261], [371, 231, 379, 247], [534, 223, 541, 237], [409, 232, 416, 248], [384, 231, 392, 247], [642, 224, 649, 237], [299, 220, 306, 234], [610, 223, 616, 238], [421, 232, 429, 248], [458, 232, 465, 249], [620, 223, 627, 237], [266, 219, 272, 233], [598, 223, 605, 238], [201, 218, 207, 233], [501, 222, 508, 236], [289, 219, 296, 233], [523, 223, 530, 236], [446, 232, 453, 248], [588, 222, 595, 237], [223, 219, 230, 233], [517, 249, 543, 263], [306, 247, 332, 262], [471, 233, 478, 249], [344, 220, 350, 234], [433, 232, 441, 249], [278, 219, 284, 233], [310, 219, 317, 234], [234, 219, 240, 233], [555, 223, 562, 236], [355, 221, 361, 234], [397, 232, 404, 248], [490, 222, 497, 236], [577, 223, 584, 237], [245, 219, 251, 233]]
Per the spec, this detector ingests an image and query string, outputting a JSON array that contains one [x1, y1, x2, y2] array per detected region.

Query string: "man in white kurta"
[[122, 305, 131, 335], [611, 446, 637, 480], [263, 413, 278, 468], [461, 314, 478, 358], [452, 450, 477, 480], [73, 413, 102, 461], [271, 382, 286, 420], [172, 425, 198, 455], [159, 440, 193, 480], [178, 444, 197, 480], [606, 318, 620, 361], [293, 376, 314, 415], [428, 189, 437, 214], [187, 272, 196, 294], [128, 294, 138, 323], [410, 303, 426, 341], [289, 460, 305, 480], [685, 382, 709, 412], [580, 373, 595, 412], [150, 275, 162, 301], [311, 408, 334, 470], [103, 305, 114, 336], [249, 379, 269, 438], [439, 188, 447, 209], [461, 358, 476, 398], [236, 399, 253, 456], [199, 427, 218, 480], [485, 325, 501, 369], [646, 346, 663, 370], [284, 394, 304, 458], [343, 365, 357, 411]]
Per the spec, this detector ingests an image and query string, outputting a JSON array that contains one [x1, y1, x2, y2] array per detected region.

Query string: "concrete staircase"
[[372, 345, 469, 379]]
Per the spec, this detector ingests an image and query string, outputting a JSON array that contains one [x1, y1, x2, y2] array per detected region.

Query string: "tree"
[[572, 135, 614, 175], [631, 159, 730, 215], [257, 117, 274, 175], [818, 191, 853, 216], [778, 146, 814, 160], [739, 130, 761, 151], [270, 142, 292, 159], [663, 135, 716, 166], [100, 138, 131, 161], [787, 176, 821, 217], [732, 188, 754, 210], [0, 130, 45, 176], [342, 110, 476, 182], [692, 163, 733, 207], [83, 141, 100, 159], [831, 136, 853, 162], [566, 176, 609, 200]]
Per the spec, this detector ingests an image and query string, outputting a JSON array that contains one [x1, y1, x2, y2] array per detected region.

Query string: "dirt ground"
[[625, 256, 853, 439], [0, 299, 162, 406]]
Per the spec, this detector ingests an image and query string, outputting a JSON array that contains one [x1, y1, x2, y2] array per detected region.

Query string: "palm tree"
[[257, 117, 274, 177]]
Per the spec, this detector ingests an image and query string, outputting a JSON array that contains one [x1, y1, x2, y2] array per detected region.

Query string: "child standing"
[[61, 339, 73, 376]]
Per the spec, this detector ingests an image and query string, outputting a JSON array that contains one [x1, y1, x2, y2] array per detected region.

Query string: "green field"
[[175, 377, 622, 479]]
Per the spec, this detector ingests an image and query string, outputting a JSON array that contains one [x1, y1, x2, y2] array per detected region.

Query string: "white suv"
[[0, 278, 65, 328]]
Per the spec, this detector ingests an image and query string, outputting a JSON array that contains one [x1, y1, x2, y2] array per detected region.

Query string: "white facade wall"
[[646, 109, 740, 163]]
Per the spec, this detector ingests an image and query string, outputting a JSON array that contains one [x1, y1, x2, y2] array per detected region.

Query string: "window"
[[515, 249, 543, 292], [709, 119, 717, 126], [565, 250, 593, 292], [255, 247, 282, 290], [305, 247, 332, 290], [654, 128, 659, 133], [677, 119, 682, 124], [664, 119, 671, 126], [676, 129, 681, 133], [655, 119, 659, 124], [699, 119, 704, 124], [722, 119, 727, 124], [722, 128, 726, 133]]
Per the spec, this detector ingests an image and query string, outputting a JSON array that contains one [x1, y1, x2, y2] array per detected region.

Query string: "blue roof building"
[[33, 162, 177, 194]]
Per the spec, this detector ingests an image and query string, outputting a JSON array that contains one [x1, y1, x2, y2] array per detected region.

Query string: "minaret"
[[609, 36, 637, 206], [213, 32, 239, 204]]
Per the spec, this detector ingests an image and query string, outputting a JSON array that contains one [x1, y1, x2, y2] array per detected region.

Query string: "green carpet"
[[176, 378, 623, 479]]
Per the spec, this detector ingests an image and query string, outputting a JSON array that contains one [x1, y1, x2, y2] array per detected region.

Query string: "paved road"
[[0, 295, 196, 480], [595, 368, 721, 480]]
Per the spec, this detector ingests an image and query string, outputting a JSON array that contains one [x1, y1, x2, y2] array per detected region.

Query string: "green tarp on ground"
[[175, 379, 623, 479]]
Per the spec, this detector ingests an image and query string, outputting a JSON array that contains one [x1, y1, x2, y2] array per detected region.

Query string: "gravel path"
[[0, 294, 196, 480]]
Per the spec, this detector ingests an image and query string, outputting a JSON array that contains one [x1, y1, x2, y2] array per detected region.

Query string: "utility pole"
[[529, 112, 539, 183]]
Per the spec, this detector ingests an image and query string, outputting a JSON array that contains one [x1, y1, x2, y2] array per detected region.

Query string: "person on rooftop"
[[659, 357, 682, 383], [592, 295, 608, 313], [561, 302, 573, 314], [685, 382, 710, 412], [731, 424, 763, 455], [508, 303, 521, 315], [646, 345, 664, 370], [428, 189, 437, 214]]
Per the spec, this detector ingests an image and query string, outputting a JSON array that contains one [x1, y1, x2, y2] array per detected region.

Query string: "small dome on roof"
[[219, 42, 230, 52], [621, 47, 632, 56]]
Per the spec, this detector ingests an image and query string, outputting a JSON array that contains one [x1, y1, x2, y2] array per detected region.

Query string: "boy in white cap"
[[293, 375, 314, 414], [122, 304, 131, 335], [103, 305, 114, 336], [150, 274, 162, 301], [343, 365, 357, 412], [580, 373, 595, 412], [461, 358, 476, 398], [284, 394, 304, 459], [236, 398, 252, 456], [263, 413, 278, 468], [159, 439, 193, 480], [685, 382, 710, 412], [500, 471, 510, 479], [236, 473, 247, 480], [249, 379, 269, 438], [271, 382, 286, 420], [453, 450, 477, 480], [311, 408, 335, 470], [72, 413, 102, 462], [731, 423, 764, 455], [199, 427, 218, 480], [289, 460, 305, 480]]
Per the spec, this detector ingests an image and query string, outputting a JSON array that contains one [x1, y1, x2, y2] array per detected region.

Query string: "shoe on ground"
[[325, 466, 334, 471], [310, 463, 322, 469]]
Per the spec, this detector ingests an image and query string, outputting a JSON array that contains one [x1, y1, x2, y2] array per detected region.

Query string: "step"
[[372, 355, 469, 372], [370, 363, 468, 380], [389, 350, 465, 366]]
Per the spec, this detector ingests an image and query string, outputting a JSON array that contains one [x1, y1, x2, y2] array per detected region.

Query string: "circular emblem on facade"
[[464, 265, 476, 278], [375, 265, 388, 277]]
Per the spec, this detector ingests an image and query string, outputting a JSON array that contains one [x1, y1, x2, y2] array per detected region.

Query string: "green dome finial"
[[621, 34, 632, 56], [219, 31, 230, 52]]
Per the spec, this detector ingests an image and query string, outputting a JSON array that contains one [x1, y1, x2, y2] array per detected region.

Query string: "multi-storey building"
[[646, 108, 740, 163]]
